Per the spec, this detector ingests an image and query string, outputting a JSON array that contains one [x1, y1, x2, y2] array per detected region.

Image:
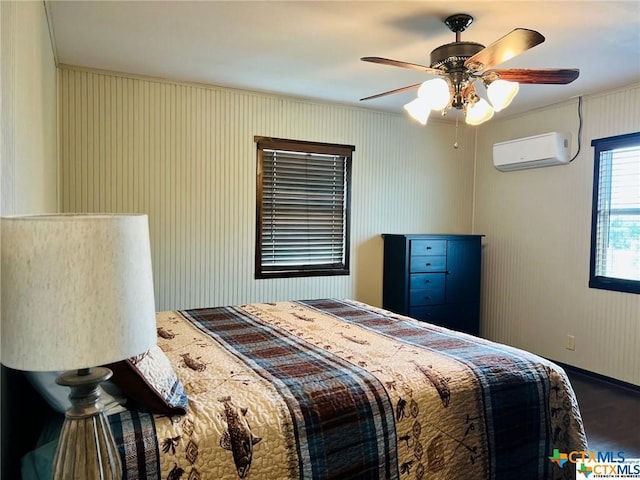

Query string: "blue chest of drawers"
[[382, 234, 483, 335]]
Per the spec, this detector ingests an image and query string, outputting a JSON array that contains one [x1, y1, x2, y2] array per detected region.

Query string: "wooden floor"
[[566, 368, 640, 457]]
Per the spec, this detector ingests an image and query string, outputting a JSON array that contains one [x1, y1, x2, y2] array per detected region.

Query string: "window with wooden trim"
[[589, 132, 640, 294], [255, 137, 353, 279]]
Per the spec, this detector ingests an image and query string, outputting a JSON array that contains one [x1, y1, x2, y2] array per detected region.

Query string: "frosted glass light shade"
[[487, 79, 519, 112], [1, 214, 157, 371], [417, 78, 450, 111], [465, 98, 495, 126], [404, 97, 431, 125]]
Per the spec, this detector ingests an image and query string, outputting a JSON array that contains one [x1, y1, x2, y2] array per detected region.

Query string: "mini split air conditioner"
[[493, 132, 571, 171]]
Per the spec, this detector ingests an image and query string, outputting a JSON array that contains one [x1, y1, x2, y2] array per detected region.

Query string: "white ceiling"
[[47, 1, 640, 121]]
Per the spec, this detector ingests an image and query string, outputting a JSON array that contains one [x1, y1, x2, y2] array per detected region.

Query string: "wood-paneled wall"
[[58, 66, 639, 386], [475, 84, 640, 385], [59, 66, 477, 311]]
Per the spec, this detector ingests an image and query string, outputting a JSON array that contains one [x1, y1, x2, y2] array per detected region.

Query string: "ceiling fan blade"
[[360, 83, 422, 101], [361, 57, 444, 76], [488, 68, 580, 84], [465, 28, 545, 72]]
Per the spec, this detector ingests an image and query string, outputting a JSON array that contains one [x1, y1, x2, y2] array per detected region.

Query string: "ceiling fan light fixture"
[[404, 97, 431, 125], [417, 78, 450, 111], [486, 79, 519, 112], [361, 13, 578, 127], [465, 97, 494, 125]]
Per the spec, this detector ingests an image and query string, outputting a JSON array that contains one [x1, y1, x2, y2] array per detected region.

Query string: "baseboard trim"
[[553, 361, 640, 394]]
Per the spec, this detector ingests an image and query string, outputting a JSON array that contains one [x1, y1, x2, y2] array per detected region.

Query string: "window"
[[589, 132, 640, 294], [255, 137, 353, 279]]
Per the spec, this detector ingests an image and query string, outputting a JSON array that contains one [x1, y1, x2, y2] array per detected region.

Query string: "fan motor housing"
[[430, 41, 484, 69]]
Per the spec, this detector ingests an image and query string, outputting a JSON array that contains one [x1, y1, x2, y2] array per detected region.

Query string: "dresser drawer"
[[410, 305, 450, 323], [410, 255, 447, 272], [409, 303, 480, 335], [409, 288, 445, 306], [410, 273, 445, 290], [410, 239, 446, 256]]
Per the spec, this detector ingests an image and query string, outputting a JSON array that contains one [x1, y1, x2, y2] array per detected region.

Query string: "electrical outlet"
[[566, 335, 575, 351]]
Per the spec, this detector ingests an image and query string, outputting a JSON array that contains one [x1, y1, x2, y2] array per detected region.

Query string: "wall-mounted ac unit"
[[493, 132, 571, 171]]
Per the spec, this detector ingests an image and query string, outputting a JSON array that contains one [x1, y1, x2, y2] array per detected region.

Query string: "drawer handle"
[[425, 263, 431, 266], [424, 280, 430, 284], [426, 246, 432, 250], [424, 296, 431, 300]]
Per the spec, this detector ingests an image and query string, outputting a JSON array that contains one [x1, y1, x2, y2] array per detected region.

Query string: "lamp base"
[[53, 367, 123, 480]]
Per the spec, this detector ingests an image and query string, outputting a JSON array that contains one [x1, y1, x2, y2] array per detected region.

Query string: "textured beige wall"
[[1, 1, 58, 476], [474, 84, 640, 385], [0, 1, 57, 216], [56, 68, 640, 386], [58, 67, 477, 312]]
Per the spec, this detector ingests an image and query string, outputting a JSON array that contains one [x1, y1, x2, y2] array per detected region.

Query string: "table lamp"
[[1, 214, 158, 479]]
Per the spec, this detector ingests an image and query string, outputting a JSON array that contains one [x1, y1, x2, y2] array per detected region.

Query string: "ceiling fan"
[[360, 14, 579, 125]]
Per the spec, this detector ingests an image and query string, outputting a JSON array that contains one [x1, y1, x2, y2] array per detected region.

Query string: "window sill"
[[589, 276, 639, 294]]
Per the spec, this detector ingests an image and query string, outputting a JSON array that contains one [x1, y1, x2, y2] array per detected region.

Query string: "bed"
[[23, 299, 587, 480]]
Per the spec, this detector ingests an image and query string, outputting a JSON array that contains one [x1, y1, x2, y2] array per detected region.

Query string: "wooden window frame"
[[254, 137, 354, 279], [589, 131, 640, 294]]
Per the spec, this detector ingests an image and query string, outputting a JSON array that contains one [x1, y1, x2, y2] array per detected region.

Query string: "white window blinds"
[[590, 132, 640, 293]]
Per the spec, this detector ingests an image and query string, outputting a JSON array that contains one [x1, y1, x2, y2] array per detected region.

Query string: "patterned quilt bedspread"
[[146, 299, 586, 480]]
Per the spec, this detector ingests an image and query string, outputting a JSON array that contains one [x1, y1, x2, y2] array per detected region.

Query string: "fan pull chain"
[[453, 115, 459, 149]]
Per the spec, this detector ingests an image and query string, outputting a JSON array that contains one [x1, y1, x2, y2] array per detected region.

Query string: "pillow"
[[105, 345, 188, 416], [24, 371, 128, 416]]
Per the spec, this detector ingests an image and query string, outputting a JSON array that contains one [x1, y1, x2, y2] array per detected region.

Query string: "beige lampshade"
[[1, 214, 157, 371]]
